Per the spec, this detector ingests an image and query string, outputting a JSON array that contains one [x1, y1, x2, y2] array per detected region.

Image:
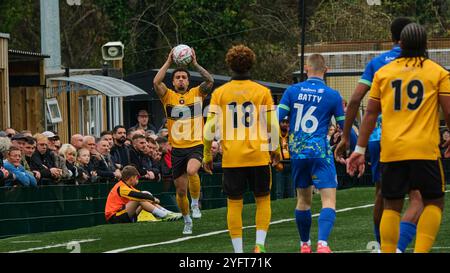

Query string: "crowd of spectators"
[[0, 109, 222, 188]]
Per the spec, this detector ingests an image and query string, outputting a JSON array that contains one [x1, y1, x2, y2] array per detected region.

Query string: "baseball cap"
[[42, 131, 60, 140], [11, 133, 28, 141]]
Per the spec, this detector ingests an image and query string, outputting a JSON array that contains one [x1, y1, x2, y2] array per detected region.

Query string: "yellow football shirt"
[[369, 58, 450, 162], [209, 79, 275, 168], [160, 86, 207, 148]]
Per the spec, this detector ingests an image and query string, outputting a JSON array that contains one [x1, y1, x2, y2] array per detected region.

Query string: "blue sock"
[[397, 221, 416, 253], [374, 223, 381, 244], [318, 208, 336, 242], [295, 209, 311, 242]]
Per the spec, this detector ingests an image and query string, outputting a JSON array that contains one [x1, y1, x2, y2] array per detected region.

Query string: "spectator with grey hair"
[[59, 144, 78, 180], [0, 137, 12, 185]]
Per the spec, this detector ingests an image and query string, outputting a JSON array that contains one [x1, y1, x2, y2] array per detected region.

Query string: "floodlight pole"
[[299, 0, 307, 82]]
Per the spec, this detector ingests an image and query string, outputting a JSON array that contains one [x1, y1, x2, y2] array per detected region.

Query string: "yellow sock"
[[188, 174, 201, 201], [380, 209, 400, 253], [414, 205, 442, 253], [255, 195, 271, 232], [176, 193, 190, 216], [227, 198, 244, 239]]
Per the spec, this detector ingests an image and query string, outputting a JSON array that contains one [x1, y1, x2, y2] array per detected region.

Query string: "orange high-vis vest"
[[105, 181, 133, 220]]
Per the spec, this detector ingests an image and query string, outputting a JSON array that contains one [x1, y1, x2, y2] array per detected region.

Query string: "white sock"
[[152, 208, 168, 218], [183, 215, 192, 223], [256, 230, 267, 246], [318, 240, 328, 246], [302, 240, 311, 246], [160, 207, 171, 213], [191, 198, 199, 207], [231, 238, 243, 253], [396, 248, 403, 253]]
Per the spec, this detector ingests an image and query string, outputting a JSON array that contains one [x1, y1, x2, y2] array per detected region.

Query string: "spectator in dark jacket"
[[75, 148, 95, 184], [59, 144, 78, 181], [110, 125, 130, 169], [91, 139, 121, 182], [30, 133, 62, 185], [129, 134, 158, 181]]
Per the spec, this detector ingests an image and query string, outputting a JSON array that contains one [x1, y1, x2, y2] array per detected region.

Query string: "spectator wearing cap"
[[10, 134, 33, 173], [30, 133, 63, 185], [274, 116, 294, 199], [111, 125, 131, 169], [3, 146, 37, 187], [42, 131, 60, 152], [11, 133, 27, 151], [129, 109, 157, 133], [71, 134, 84, 150], [42, 131, 70, 181]]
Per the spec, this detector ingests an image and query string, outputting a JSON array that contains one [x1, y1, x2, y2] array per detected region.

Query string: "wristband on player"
[[354, 145, 366, 155]]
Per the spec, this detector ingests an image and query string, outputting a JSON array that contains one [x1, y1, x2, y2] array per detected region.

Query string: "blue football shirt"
[[361, 45, 400, 142], [278, 77, 345, 159]]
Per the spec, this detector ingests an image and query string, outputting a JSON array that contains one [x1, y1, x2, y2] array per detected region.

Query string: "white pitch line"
[[105, 203, 375, 253], [8, 239, 100, 253]]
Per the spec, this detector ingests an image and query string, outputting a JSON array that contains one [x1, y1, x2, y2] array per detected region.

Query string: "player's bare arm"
[[439, 94, 450, 157], [334, 83, 370, 162], [191, 48, 214, 95], [153, 49, 174, 98], [346, 98, 380, 177]]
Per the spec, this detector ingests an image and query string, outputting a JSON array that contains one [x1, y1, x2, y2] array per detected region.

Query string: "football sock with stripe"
[[295, 209, 312, 243], [318, 208, 336, 243], [414, 205, 442, 253], [380, 209, 400, 253], [397, 221, 416, 253]]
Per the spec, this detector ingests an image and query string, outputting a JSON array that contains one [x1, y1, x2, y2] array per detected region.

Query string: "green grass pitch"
[[1, 186, 449, 253]]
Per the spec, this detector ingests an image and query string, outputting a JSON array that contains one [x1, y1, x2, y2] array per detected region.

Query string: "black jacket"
[[110, 144, 131, 168], [129, 147, 159, 181], [90, 154, 116, 179], [30, 150, 57, 179]]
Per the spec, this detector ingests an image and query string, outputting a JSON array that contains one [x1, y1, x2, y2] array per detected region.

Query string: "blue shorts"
[[291, 158, 338, 189], [368, 141, 381, 183]]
